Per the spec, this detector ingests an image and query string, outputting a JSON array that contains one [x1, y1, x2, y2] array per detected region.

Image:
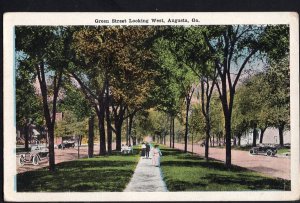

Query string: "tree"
[[265, 56, 290, 146], [209, 94, 225, 146], [190, 105, 205, 143], [203, 25, 287, 167], [16, 26, 73, 171], [16, 59, 43, 150], [54, 110, 87, 141], [179, 27, 218, 159], [153, 31, 198, 152], [72, 26, 158, 152], [234, 74, 266, 147], [58, 78, 94, 156]]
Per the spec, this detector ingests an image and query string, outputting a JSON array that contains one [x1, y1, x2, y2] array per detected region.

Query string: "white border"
[[3, 12, 300, 202]]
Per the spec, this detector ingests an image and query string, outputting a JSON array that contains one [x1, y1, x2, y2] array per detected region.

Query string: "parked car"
[[58, 140, 75, 149], [18, 144, 49, 166], [249, 145, 277, 156]]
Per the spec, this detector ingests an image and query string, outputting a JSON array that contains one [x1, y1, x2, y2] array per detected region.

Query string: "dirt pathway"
[[173, 143, 290, 180]]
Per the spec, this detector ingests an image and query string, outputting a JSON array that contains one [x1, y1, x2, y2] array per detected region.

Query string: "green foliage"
[[260, 25, 289, 62], [16, 61, 43, 128], [210, 94, 224, 136], [233, 54, 290, 136], [265, 56, 290, 129], [54, 111, 88, 138], [58, 79, 92, 121], [190, 105, 205, 139]]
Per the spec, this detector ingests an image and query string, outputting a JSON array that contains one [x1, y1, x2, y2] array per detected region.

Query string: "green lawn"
[[159, 146, 291, 191], [17, 151, 140, 192]]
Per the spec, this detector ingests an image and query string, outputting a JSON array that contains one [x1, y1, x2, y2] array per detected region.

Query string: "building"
[[239, 127, 291, 146]]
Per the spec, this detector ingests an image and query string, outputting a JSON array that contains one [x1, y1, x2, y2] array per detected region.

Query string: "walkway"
[[124, 157, 168, 192]]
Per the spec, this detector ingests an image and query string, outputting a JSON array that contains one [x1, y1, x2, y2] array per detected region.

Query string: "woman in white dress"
[[152, 145, 162, 167]]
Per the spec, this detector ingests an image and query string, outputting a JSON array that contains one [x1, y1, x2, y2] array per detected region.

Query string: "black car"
[[249, 145, 277, 156], [58, 141, 75, 149]]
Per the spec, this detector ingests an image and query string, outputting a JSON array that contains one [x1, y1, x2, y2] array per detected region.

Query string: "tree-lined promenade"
[[16, 25, 289, 173]]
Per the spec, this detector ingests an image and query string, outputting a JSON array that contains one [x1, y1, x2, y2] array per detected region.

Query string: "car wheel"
[[19, 155, 25, 166], [266, 150, 272, 156], [32, 155, 39, 165], [249, 149, 255, 155]]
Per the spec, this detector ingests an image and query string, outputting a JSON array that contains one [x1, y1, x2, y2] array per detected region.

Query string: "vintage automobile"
[[18, 144, 49, 166], [249, 145, 277, 156], [58, 140, 75, 149]]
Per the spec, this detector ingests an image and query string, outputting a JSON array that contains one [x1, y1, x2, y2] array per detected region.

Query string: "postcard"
[[3, 12, 299, 201]]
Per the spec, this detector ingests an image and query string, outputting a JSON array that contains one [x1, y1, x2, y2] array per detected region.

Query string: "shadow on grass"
[[17, 155, 139, 192], [56, 160, 136, 170], [161, 159, 247, 173], [165, 179, 207, 191], [160, 148, 185, 156], [205, 173, 291, 191], [160, 147, 291, 191]]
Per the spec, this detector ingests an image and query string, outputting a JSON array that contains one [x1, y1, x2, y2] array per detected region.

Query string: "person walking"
[[152, 145, 162, 167], [141, 142, 146, 157], [145, 143, 150, 159]]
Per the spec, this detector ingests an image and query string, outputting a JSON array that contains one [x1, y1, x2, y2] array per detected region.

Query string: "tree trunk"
[[172, 117, 175, 148], [47, 126, 55, 172], [259, 127, 266, 144], [279, 124, 284, 146], [113, 106, 125, 151], [24, 123, 29, 151], [88, 115, 94, 158], [205, 126, 210, 160], [126, 116, 129, 145], [106, 104, 112, 154], [238, 135, 241, 146], [98, 108, 106, 155], [115, 119, 124, 151], [252, 124, 258, 147], [169, 115, 172, 148], [132, 137, 136, 145], [184, 99, 190, 153], [225, 114, 232, 168], [128, 114, 134, 146]]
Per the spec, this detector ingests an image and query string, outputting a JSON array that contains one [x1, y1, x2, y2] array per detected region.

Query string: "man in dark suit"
[[145, 143, 150, 159]]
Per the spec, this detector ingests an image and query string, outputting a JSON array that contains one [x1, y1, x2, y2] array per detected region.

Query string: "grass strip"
[[159, 146, 290, 191], [17, 150, 140, 192]]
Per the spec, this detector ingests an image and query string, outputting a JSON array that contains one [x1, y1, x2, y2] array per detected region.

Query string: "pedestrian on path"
[[152, 145, 162, 167], [149, 143, 154, 159], [145, 142, 150, 159], [141, 142, 146, 157]]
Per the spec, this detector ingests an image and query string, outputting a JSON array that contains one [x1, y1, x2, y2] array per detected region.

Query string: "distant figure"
[[145, 143, 150, 159], [141, 142, 146, 157], [149, 143, 154, 159], [152, 145, 162, 167], [128, 144, 133, 154]]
